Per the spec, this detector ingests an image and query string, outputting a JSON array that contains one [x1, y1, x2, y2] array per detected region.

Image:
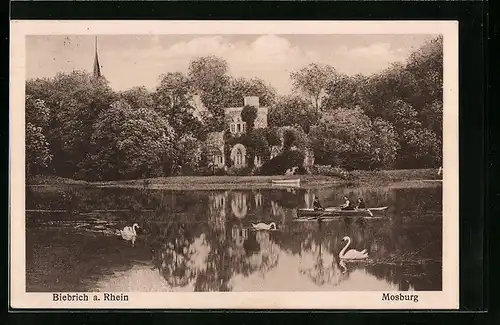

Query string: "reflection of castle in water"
[[209, 190, 266, 221], [231, 226, 249, 247], [254, 192, 263, 208], [271, 200, 284, 217], [143, 186, 441, 291], [231, 192, 248, 219], [209, 191, 228, 233], [208, 189, 323, 221]]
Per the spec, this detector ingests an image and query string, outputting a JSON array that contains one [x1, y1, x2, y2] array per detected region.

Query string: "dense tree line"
[[25, 36, 442, 180], [270, 36, 443, 170]]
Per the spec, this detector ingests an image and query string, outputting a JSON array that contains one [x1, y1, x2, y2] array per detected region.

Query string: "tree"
[[400, 128, 441, 168], [371, 118, 400, 169], [277, 125, 310, 152], [26, 95, 50, 127], [241, 105, 258, 133], [188, 56, 231, 130], [26, 123, 52, 176], [420, 100, 443, 137], [268, 95, 318, 133], [86, 99, 176, 180], [263, 127, 281, 146], [26, 78, 54, 103], [236, 130, 271, 169], [290, 63, 337, 113], [119, 86, 154, 109], [323, 73, 366, 112], [174, 133, 203, 172], [309, 108, 378, 170], [388, 99, 422, 130], [25, 71, 117, 178], [154, 72, 204, 138], [249, 128, 272, 158], [25, 95, 53, 176], [405, 35, 443, 111], [282, 129, 297, 151], [226, 77, 277, 107]]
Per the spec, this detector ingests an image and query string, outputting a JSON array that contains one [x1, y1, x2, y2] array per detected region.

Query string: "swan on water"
[[339, 236, 368, 260], [121, 223, 139, 237], [116, 223, 139, 246], [251, 222, 277, 231]]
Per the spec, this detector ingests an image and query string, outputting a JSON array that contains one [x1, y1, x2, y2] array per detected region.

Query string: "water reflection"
[[26, 184, 442, 292]]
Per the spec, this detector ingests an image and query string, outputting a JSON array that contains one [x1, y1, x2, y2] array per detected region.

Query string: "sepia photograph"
[[10, 20, 459, 309]]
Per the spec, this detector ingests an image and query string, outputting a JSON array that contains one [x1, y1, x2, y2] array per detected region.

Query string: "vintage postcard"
[[10, 20, 459, 309]]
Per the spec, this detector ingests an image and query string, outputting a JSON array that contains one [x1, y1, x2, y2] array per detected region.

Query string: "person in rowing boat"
[[313, 197, 324, 211], [340, 196, 355, 210], [355, 198, 366, 209]]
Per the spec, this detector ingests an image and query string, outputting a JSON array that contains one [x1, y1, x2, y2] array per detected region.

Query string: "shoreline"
[[27, 169, 442, 190]]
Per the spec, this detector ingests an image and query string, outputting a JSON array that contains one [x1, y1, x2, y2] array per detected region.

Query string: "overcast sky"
[[26, 34, 436, 95]]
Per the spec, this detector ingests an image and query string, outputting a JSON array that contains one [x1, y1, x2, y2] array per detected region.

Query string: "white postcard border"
[[10, 20, 459, 310]]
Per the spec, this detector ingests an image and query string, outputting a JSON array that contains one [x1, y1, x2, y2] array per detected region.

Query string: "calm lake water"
[[25, 182, 442, 292]]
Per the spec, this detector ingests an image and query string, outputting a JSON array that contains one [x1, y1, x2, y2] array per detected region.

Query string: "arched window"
[[236, 149, 243, 166], [231, 144, 246, 168]]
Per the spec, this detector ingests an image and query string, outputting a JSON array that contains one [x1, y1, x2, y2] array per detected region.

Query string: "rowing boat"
[[271, 179, 300, 187], [293, 216, 384, 222], [297, 206, 388, 217]]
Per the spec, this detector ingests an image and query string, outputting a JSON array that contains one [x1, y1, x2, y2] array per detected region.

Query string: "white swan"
[[339, 236, 368, 260], [120, 223, 139, 237], [251, 222, 277, 231], [116, 223, 139, 246]]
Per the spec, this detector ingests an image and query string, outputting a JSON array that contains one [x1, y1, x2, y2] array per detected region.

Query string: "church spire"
[[93, 36, 101, 79]]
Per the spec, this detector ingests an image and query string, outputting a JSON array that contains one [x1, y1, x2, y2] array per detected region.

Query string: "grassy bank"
[[27, 175, 90, 186], [350, 168, 441, 183], [94, 175, 345, 190], [27, 168, 442, 190]]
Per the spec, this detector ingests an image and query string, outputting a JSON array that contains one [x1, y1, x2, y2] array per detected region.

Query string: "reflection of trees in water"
[[247, 231, 279, 277], [298, 226, 345, 286], [271, 201, 285, 219], [392, 187, 442, 216], [149, 219, 250, 291], [209, 192, 228, 235], [192, 225, 260, 292], [270, 214, 442, 290], [365, 261, 441, 291], [31, 185, 443, 291], [269, 189, 303, 209], [150, 222, 207, 288], [150, 214, 263, 291], [304, 189, 314, 209]]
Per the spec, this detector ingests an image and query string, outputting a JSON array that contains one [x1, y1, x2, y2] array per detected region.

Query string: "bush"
[[226, 166, 253, 176], [258, 150, 305, 176], [214, 168, 227, 176], [182, 166, 217, 176], [310, 165, 351, 180]]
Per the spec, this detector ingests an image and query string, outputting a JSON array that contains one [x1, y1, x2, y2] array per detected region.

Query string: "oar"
[[307, 210, 329, 221]]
